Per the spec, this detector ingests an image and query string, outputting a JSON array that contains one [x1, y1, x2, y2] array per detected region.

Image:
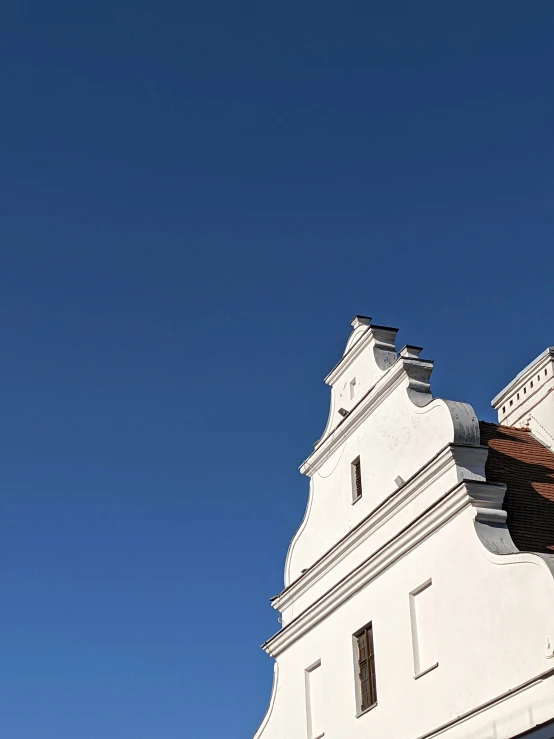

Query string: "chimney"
[[492, 347, 554, 449]]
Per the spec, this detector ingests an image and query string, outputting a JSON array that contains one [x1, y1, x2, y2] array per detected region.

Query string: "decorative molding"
[[305, 358, 423, 471], [304, 357, 479, 473], [475, 518, 554, 577], [342, 315, 371, 356], [441, 400, 480, 445], [370, 325, 401, 371], [492, 347, 554, 409], [324, 324, 398, 387], [403, 356, 434, 406], [413, 666, 554, 739], [275, 444, 488, 614], [264, 479, 510, 658]]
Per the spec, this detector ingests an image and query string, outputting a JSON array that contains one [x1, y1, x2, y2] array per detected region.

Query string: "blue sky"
[[0, 2, 553, 737]]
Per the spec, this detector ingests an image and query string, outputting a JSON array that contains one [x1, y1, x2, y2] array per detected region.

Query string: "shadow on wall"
[[480, 422, 554, 553], [485, 692, 554, 738]]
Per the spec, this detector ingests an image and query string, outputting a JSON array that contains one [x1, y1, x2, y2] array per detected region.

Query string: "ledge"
[[414, 662, 439, 680], [304, 355, 434, 468], [492, 347, 554, 408], [274, 444, 489, 616], [264, 479, 507, 657], [356, 702, 378, 719]]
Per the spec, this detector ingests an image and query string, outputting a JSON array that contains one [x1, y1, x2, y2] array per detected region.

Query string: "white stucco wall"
[[254, 322, 554, 739], [258, 508, 554, 739], [285, 321, 478, 587], [286, 387, 467, 586]]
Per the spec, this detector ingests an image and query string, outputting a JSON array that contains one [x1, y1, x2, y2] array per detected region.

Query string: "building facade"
[[254, 316, 554, 739]]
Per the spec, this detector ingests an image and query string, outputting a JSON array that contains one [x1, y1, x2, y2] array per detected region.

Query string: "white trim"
[[304, 659, 324, 739], [356, 703, 378, 719], [324, 325, 397, 386], [274, 445, 488, 614], [492, 347, 554, 409], [414, 662, 439, 680], [409, 579, 435, 677], [264, 479, 508, 657], [303, 358, 423, 473], [413, 666, 554, 739], [311, 360, 404, 464]]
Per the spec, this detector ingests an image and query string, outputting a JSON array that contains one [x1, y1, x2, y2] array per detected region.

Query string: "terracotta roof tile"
[[480, 421, 554, 552]]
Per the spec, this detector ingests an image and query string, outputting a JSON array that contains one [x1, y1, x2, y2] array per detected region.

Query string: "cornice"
[[276, 444, 488, 614], [263, 479, 506, 658], [324, 324, 398, 387], [323, 325, 374, 386], [492, 347, 554, 408]]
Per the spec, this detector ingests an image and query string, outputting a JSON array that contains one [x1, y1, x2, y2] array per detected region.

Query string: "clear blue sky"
[[0, 2, 553, 737]]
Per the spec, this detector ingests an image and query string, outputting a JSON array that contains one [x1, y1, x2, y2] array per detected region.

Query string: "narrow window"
[[355, 623, 377, 711], [410, 580, 438, 677], [349, 377, 357, 400], [351, 456, 362, 503], [305, 661, 324, 739]]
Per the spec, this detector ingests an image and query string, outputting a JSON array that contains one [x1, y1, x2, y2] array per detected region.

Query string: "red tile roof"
[[480, 421, 554, 552]]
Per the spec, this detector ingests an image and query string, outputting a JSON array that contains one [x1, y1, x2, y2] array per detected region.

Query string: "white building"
[[254, 316, 554, 739]]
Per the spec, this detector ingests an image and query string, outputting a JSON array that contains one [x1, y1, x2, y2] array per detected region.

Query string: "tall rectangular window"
[[355, 622, 377, 712], [410, 579, 438, 677], [305, 661, 324, 739], [351, 456, 362, 502]]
